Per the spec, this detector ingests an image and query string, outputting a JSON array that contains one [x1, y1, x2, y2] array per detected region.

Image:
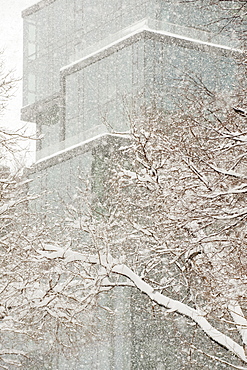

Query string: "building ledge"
[[29, 132, 130, 172], [22, 0, 57, 17], [61, 17, 241, 78]]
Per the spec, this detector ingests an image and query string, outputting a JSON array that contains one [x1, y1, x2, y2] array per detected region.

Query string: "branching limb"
[[40, 245, 247, 364]]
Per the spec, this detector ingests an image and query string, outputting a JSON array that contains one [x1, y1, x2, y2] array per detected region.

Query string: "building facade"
[[21, 0, 240, 160], [21, 0, 242, 368]]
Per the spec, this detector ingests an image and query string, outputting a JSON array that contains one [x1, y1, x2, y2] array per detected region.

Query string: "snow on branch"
[[182, 157, 212, 190], [204, 184, 247, 198], [212, 208, 247, 220], [113, 264, 247, 364], [228, 302, 247, 351], [40, 245, 247, 364], [204, 162, 247, 180]]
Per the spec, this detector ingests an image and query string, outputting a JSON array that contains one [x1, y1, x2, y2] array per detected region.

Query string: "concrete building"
[[21, 0, 240, 160], [21, 0, 242, 368]]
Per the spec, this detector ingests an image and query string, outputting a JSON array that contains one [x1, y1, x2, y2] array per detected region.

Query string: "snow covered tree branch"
[[39, 245, 247, 365]]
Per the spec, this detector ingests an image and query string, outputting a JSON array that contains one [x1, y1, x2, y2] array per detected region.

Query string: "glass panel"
[[38, 104, 60, 149], [28, 43, 36, 59], [117, 46, 132, 95], [107, 54, 116, 100], [28, 73, 36, 98], [84, 63, 98, 114], [36, 6, 49, 52], [28, 92, 35, 105], [98, 58, 108, 106], [66, 117, 78, 138], [74, 9, 83, 32], [66, 73, 79, 120], [28, 23, 36, 43]]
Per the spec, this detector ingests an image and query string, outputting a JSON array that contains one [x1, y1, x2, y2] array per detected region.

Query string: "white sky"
[[0, 0, 39, 165]]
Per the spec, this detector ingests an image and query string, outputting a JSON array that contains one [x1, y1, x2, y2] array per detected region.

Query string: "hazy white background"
[[1, 0, 39, 165]]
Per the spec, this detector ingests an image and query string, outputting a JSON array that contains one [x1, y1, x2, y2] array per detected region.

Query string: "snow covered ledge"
[[39, 245, 247, 366]]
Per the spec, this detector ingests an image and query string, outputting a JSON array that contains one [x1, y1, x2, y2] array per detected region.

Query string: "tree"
[[0, 54, 58, 369], [40, 83, 247, 367], [1, 2, 247, 369], [38, 24, 247, 370]]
